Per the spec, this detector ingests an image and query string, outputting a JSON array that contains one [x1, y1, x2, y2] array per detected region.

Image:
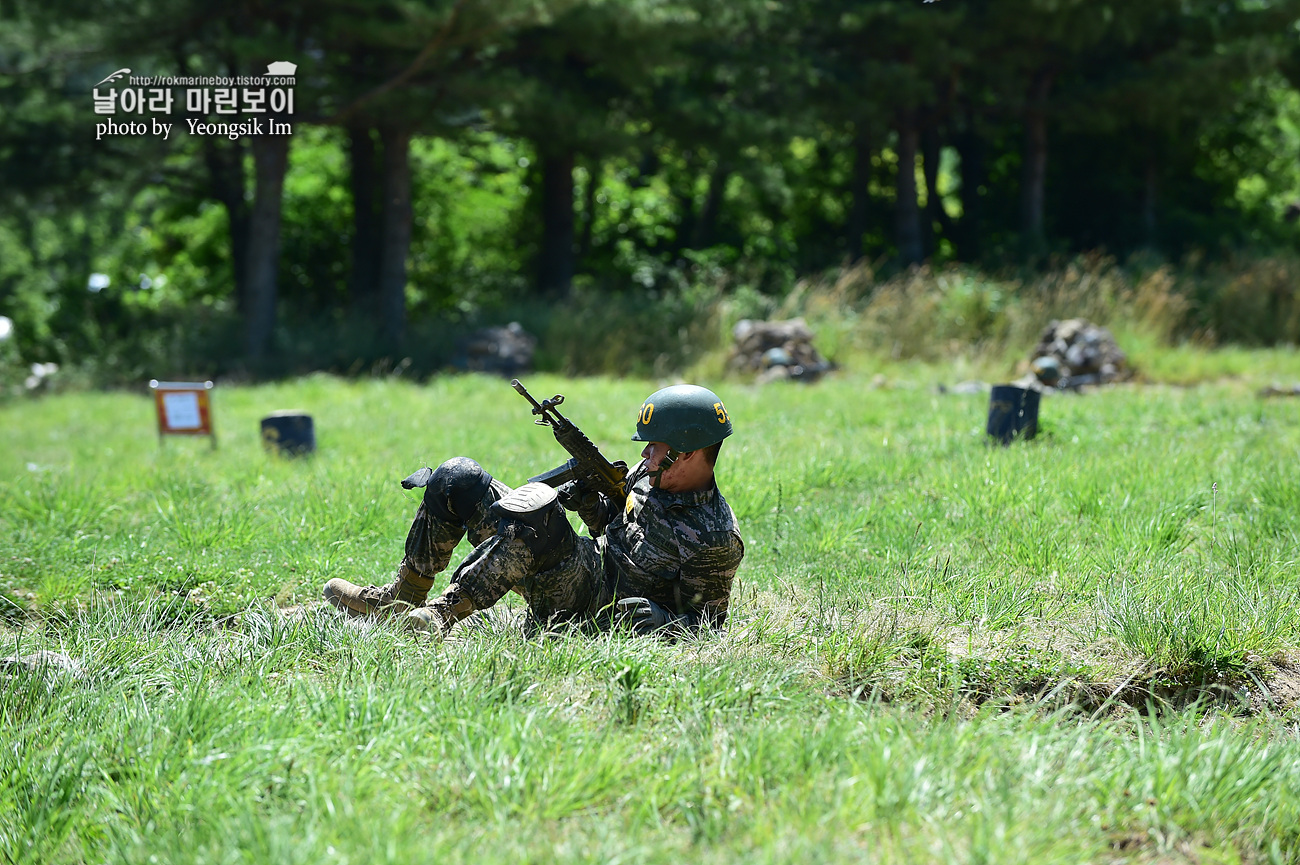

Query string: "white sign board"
[[161, 391, 202, 429], [149, 379, 216, 446]]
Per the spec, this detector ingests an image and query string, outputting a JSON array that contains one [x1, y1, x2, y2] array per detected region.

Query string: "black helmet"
[[631, 384, 733, 452]]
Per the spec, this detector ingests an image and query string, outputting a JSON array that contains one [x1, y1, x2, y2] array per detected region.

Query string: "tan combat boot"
[[405, 583, 476, 637], [322, 563, 436, 617]]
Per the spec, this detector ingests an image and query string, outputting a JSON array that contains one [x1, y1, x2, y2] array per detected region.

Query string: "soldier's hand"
[[556, 479, 587, 508], [614, 597, 685, 635], [557, 480, 608, 535]]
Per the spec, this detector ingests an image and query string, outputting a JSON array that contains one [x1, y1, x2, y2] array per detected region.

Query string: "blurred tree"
[[0, 2, 179, 368], [763, 0, 962, 265], [7, 0, 1300, 381], [1049, 0, 1300, 253], [489, 0, 698, 295], [954, 0, 1112, 258], [58, 0, 309, 362], [649, 0, 785, 258], [317, 0, 569, 341], [144, 0, 305, 361]]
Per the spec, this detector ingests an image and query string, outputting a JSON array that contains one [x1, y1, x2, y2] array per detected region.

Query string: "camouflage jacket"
[[593, 462, 745, 629]]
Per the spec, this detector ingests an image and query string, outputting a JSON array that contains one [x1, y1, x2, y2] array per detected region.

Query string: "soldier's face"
[[642, 442, 678, 488], [642, 442, 714, 493]]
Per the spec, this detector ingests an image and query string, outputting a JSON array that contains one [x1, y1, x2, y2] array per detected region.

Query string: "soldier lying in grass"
[[323, 385, 744, 639]]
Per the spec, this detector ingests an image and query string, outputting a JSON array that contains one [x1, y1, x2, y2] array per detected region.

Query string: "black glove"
[[614, 597, 687, 635], [557, 480, 611, 536]]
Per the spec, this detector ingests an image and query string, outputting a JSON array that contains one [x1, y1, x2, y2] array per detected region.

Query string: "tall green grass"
[[4, 603, 1300, 863], [692, 253, 1300, 385], [11, 252, 1300, 389], [4, 367, 1300, 861]]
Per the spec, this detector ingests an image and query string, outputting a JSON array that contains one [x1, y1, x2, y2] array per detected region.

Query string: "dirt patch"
[[938, 656, 1300, 717], [1250, 655, 1300, 713], [814, 611, 1300, 717]]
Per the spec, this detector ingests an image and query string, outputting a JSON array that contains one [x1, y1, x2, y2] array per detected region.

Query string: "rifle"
[[511, 379, 629, 506]]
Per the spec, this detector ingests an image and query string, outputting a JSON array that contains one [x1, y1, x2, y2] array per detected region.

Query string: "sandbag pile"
[[452, 322, 536, 377], [729, 318, 834, 383], [1031, 318, 1129, 386]]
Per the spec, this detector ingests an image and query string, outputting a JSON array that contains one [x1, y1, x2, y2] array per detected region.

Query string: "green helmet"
[[1031, 355, 1062, 386], [631, 384, 733, 452]]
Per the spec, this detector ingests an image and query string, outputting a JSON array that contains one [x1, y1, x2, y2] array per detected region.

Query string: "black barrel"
[[986, 385, 1040, 445], [261, 411, 316, 456]]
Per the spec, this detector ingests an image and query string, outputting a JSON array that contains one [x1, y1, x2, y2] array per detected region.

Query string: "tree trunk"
[[202, 138, 250, 314], [954, 110, 987, 262], [671, 151, 698, 255], [895, 111, 923, 267], [348, 123, 382, 310], [377, 125, 412, 346], [690, 162, 730, 249], [186, 47, 250, 316], [244, 134, 290, 362], [846, 126, 872, 261], [1142, 156, 1158, 246], [1020, 68, 1054, 256], [538, 149, 575, 295], [631, 149, 659, 189]]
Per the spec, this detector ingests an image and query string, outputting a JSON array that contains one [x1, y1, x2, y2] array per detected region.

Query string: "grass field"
[[4, 357, 1300, 863]]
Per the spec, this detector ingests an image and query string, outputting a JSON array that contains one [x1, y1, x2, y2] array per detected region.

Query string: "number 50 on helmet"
[[631, 384, 733, 452]]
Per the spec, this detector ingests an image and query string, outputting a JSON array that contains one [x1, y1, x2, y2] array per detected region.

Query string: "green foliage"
[[7, 0, 1300, 381], [538, 278, 723, 376], [407, 135, 533, 313]]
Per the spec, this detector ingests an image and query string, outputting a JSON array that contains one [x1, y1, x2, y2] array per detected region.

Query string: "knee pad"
[[492, 483, 576, 572], [421, 457, 495, 523]]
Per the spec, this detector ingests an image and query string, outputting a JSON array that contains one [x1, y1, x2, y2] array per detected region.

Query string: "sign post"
[[149, 380, 216, 448]]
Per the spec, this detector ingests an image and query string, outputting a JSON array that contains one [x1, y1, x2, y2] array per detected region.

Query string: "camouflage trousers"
[[402, 468, 610, 624]]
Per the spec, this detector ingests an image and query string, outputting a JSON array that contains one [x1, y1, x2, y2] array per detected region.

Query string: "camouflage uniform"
[[407, 457, 744, 631], [594, 464, 744, 628]]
